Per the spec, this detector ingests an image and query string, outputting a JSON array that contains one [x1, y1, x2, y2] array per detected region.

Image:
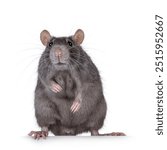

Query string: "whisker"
[[69, 58, 80, 69], [68, 46, 97, 74], [16, 47, 43, 55], [16, 53, 41, 66], [69, 57, 83, 66], [17, 55, 40, 80], [70, 54, 87, 61]]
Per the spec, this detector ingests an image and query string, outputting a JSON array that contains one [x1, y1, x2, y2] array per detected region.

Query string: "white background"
[[0, 0, 166, 149]]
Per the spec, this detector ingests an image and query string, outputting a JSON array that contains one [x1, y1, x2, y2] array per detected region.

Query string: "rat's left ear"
[[40, 30, 51, 46], [72, 29, 84, 45]]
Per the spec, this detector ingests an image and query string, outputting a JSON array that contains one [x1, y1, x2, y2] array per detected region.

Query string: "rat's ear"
[[72, 29, 84, 45], [40, 30, 51, 46]]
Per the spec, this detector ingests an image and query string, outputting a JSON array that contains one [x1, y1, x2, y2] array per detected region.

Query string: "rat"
[[28, 29, 125, 139]]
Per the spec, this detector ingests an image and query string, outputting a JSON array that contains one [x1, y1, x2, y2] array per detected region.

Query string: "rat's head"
[[40, 29, 84, 69]]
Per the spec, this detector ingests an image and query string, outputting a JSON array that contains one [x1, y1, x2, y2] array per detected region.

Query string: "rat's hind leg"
[[87, 98, 126, 136], [86, 98, 107, 134], [49, 124, 61, 135], [29, 93, 60, 139]]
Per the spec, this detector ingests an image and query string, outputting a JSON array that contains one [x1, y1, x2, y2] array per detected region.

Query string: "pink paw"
[[28, 131, 48, 140], [70, 100, 81, 113], [50, 82, 62, 93]]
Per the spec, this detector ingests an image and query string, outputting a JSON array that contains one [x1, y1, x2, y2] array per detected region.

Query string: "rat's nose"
[[55, 48, 62, 57]]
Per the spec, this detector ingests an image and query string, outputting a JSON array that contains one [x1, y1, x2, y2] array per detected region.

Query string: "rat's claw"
[[73, 104, 81, 113], [28, 131, 34, 136], [51, 83, 62, 93], [36, 134, 40, 140], [71, 100, 81, 113], [42, 134, 46, 139]]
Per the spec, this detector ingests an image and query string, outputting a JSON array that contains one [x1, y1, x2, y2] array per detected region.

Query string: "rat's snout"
[[55, 48, 62, 58], [50, 45, 69, 65], [55, 48, 63, 63]]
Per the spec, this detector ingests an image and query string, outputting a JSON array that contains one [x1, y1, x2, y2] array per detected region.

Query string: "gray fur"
[[34, 35, 107, 135]]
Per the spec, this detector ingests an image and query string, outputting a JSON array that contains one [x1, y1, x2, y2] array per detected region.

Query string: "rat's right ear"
[[40, 30, 51, 46], [72, 29, 84, 45]]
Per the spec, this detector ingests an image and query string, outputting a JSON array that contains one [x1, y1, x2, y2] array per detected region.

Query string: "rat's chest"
[[53, 71, 77, 99]]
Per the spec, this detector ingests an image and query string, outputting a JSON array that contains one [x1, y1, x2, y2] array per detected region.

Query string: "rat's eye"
[[67, 40, 73, 47], [48, 41, 53, 47]]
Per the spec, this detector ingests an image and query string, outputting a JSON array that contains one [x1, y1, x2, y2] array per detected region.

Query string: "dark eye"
[[67, 40, 73, 47], [48, 41, 53, 47]]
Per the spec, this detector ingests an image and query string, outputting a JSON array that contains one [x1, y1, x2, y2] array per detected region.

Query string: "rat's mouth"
[[57, 62, 66, 65]]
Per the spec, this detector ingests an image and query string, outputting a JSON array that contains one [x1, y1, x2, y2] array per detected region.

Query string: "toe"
[[73, 104, 81, 113], [33, 133, 38, 139], [28, 131, 34, 136]]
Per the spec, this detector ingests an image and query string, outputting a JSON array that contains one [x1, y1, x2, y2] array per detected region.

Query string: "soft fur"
[[35, 31, 107, 135]]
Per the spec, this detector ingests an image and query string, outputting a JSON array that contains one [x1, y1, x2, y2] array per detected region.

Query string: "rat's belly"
[[56, 100, 88, 127]]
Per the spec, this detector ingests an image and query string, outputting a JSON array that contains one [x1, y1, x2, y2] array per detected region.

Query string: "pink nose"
[[55, 48, 62, 57]]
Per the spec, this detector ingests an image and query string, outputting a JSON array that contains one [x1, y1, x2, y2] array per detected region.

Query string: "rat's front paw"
[[70, 99, 81, 113], [50, 82, 62, 93]]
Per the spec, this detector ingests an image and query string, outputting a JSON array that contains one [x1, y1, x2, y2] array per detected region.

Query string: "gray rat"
[[28, 29, 125, 139]]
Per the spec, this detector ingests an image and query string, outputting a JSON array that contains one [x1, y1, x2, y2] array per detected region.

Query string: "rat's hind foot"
[[91, 130, 99, 136], [28, 131, 48, 140], [91, 130, 126, 136], [50, 82, 62, 93]]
